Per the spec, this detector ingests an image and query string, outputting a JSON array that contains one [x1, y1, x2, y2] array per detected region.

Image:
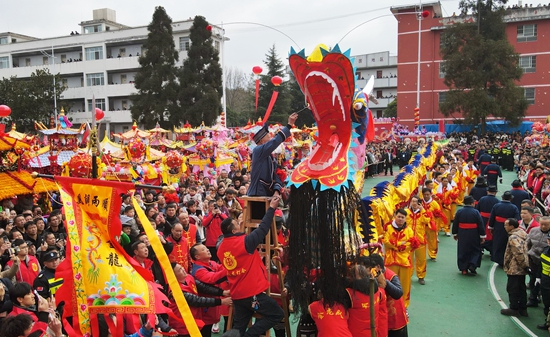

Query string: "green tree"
[[256, 45, 291, 124], [131, 6, 179, 129], [0, 69, 65, 132], [439, 0, 527, 134], [178, 15, 223, 126], [383, 97, 397, 118]]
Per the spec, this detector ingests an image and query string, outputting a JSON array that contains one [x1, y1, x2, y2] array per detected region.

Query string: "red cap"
[[274, 209, 283, 217]]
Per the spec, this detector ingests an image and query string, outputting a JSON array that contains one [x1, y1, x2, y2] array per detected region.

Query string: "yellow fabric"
[[388, 265, 413, 308], [426, 229, 438, 259], [383, 225, 415, 268], [405, 208, 430, 245], [414, 245, 427, 279], [133, 198, 201, 337]]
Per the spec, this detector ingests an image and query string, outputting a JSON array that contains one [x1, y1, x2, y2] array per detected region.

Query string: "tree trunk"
[[480, 117, 486, 135]]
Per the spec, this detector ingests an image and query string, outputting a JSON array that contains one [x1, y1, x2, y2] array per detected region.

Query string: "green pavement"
[[362, 168, 546, 337]]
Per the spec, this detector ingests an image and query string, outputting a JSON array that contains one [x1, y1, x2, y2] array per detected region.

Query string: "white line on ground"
[[488, 263, 539, 337]]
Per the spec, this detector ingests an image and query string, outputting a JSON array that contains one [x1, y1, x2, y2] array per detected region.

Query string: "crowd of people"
[[2, 126, 550, 336]]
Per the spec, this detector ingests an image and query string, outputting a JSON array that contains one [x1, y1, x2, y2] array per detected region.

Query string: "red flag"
[[366, 109, 375, 142]]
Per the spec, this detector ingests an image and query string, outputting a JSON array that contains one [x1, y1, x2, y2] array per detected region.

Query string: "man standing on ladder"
[[218, 196, 284, 337]]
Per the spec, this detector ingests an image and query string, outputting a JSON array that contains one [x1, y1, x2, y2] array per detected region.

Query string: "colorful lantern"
[[252, 66, 263, 75], [128, 138, 146, 160], [95, 108, 105, 121], [165, 151, 183, 170], [532, 121, 544, 133]]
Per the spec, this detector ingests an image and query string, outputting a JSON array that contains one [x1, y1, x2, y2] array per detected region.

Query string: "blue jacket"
[[247, 126, 291, 196]]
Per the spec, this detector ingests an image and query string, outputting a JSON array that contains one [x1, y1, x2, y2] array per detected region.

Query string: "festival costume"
[[166, 234, 190, 272], [483, 163, 502, 187], [436, 184, 458, 233], [476, 194, 500, 253], [383, 222, 418, 308], [191, 259, 230, 318], [384, 268, 408, 333], [422, 198, 445, 259], [182, 223, 199, 249], [489, 201, 520, 266], [463, 165, 479, 196], [510, 187, 529, 211], [452, 205, 486, 272], [346, 287, 387, 337], [406, 207, 431, 279], [309, 301, 352, 337]]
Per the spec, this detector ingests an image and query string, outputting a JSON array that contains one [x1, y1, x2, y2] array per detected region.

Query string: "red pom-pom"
[[206, 25, 212, 31]]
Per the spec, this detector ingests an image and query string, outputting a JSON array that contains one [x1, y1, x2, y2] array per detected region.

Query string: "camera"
[[7, 247, 19, 255]]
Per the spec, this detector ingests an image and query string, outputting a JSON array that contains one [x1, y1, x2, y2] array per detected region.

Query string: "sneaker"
[[430, 258, 437, 262], [418, 278, 426, 285], [500, 308, 520, 316], [445, 232, 451, 237], [212, 323, 220, 333]]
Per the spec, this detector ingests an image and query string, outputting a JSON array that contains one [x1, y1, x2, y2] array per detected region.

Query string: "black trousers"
[[233, 293, 284, 337], [507, 274, 527, 310], [384, 162, 393, 175], [388, 325, 408, 337], [528, 260, 541, 301], [540, 274, 550, 315]]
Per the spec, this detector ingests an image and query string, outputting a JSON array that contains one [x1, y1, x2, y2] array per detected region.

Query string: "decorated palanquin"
[[286, 44, 377, 313]]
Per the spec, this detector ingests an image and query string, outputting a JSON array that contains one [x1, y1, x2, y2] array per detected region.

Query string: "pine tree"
[[131, 6, 179, 129], [439, 0, 528, 134], [178, 16, 223, 126], [256, 45, 291, 125]]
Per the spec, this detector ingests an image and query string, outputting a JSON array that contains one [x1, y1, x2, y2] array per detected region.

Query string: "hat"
[[502, 191, 513, 200], [122, 222, 132, 228], [487, 185, 498, 193], [253, 125, 269, 144], [42, 251, 59, 263], [463, 196, 475, 205], [475, 176, 487, 187]]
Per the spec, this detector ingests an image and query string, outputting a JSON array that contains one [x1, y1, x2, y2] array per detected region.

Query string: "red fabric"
[[217, 235, 269, 300], [309, 301, 352, 337], [346, 287, 386, 337], [168, 275, 206, 335], [166, 235, 190, 272], [203, 212, 227, 247], [384, 268, 408, 330], [459, 223, 478, 229], [495, 216, 508, 223], [533, 175, 545, 197], [192, 260, 230, 317], [182, 224, 198, 248], [8, 306, 49, 335], [7, 256, 40, 284], [480, 212, 491, 218]]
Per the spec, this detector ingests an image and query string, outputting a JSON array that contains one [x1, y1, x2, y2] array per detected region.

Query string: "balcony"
[[370, 97, 396, 109], [355, 77, 397, 89], [106, 83, 136, 97]]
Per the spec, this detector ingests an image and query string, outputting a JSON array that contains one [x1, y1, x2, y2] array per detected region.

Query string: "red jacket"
[[191, 260, 229, 321], [166, 235, 190, 272], [203, 212, 227, 247], [346, 287, 387, 337], [7, 255, 40, 285], [9, 305, 49, 335], [384, 268, 408, 330], [309, 301, 352, 337]]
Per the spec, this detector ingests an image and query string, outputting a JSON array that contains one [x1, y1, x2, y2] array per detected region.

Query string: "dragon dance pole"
[[91, 96, 98, 179]]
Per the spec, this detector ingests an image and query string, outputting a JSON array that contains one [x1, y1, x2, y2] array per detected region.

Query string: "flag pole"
[[91, 96, 98, 179]]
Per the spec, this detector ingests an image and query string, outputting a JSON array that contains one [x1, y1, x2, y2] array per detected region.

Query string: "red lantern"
[[165, 151, 183, 170], [95, 108, 104, 121], [206, 25, 212, 31], [421, 10, 430, 18], [0, 105, 11, 117], [271, 76, 283, 86], [545, 123, 550, 133], [252, 66, 263, 75], [67, 152, 92, 178]]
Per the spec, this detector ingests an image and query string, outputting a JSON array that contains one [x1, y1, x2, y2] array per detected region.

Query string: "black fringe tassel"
[[287, 181, 362, 314]]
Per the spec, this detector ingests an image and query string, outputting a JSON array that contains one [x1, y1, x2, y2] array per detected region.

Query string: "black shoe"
[[500, 308, 520, 316], [526, 300, 538, 307], [537, 323, 549, 330], [519, 309, 529, 317], [468, 268, 477, 275]]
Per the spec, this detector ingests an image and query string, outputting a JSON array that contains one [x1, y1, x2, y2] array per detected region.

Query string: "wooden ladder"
[[226, 196, 292, 337]]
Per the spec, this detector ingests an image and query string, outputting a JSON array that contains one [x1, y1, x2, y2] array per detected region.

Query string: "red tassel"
[[255, 79, 260, 112], [263, 91, 279, 125]]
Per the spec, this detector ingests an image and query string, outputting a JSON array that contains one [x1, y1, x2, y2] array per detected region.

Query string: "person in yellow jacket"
[[384, 208, 420, 308], [463, 159, 479, 195], [422, 187, 446, 261], [406, 196, 432, 285], [436, 176, 459, 236]]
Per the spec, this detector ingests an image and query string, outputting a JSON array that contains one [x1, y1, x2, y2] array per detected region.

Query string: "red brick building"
[[392, 2, 550, 126]]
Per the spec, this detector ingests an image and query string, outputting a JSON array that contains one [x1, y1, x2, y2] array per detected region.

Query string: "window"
[[62, 79, 68, 88], [0, 57, 9, 69], [214, 40, 220, 51], [439, 62, 446, 78], [376, 110, 383, 118], [122, 100, 128, 110], [87, 98, 106, 112], [179, 37, 190, 51], [85, 47, 103, 61], [376, 90, 383, 99], [0, 37, 7, 45], [376, 70, 383, 79], [119, 48, 126, 57], [524, 88, 535, 104], [517, 24, 537, 42], [86, 73, 105, 86], [43, 57, 49, 65], [61, 54, 66, 63], [84, 25, 103, 34], [519, 56, 536, 73], [121, 74, 127, 84], [439, 91, 447, 104]]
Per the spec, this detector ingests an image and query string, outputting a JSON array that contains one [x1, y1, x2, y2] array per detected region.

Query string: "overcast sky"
[[1, 0, 464, 72]]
